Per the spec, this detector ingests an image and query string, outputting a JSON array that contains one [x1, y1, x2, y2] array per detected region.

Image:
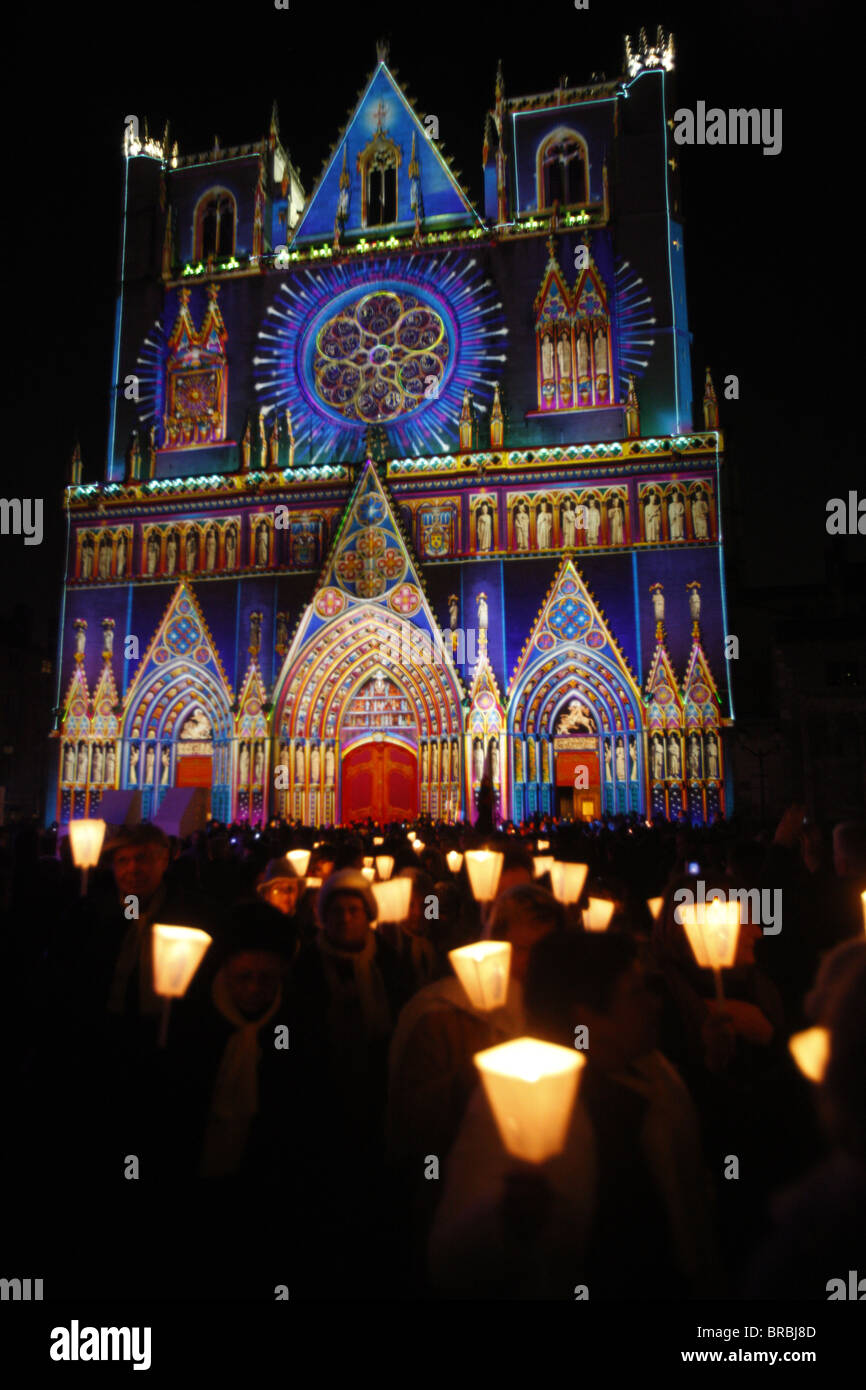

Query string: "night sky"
[[8, 0, 857, 654]]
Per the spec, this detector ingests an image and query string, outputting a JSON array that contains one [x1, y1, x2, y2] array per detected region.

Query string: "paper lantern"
[[375, 854, 394, 880], [474, 1037, 586, 1163], [449, 942, 512, 1011], [68, 818, 106, 868], [549, 861, 588, 905], [361, 866, 375, 883], [371, 877, 412, 924], [412, 838, 426, 854], [286, 849, 311, 877], [305, 875, 322, 890], [533, 855, 554, 879], [152, 924, 212, 998], [583, 897, 615, 932], [537, 840, 549, 852], [464, 849, 504, 901], [373, 836, 384, 846], [679, 899, 741, 970], [789, 1027, 830, 1083], [861, 889, 866, 933], [446, 850, 463, 874], [363, 856, 374, 868], [647, 896, 664, 920]]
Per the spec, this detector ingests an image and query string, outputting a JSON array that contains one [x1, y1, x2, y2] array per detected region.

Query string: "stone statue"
[[205, 528, 217, 571], [668, 493, 685, 542], [63, 744, 76, 782], [688, 735, 701, 778], [651, 736, 664, 781], [477, 593, 488, 631], [473, 738, 484, 783], [542, 332, 554, 379], [562, 501, 576, 547], [238, 743, 249, 785], [706, 734, 719, 779], [651, 588, 664, 623], [254, 743, 264, 784], [615, 740, 626, 781], [536, 502, 552, 549], [129, 744, 139, 785], [586, 499, 600, 545], [185, 529, 198, 571], [644, 492, 661, 543], [604, 742, 612, 780], [448, 595, 459, 631], [514, 503, 530, 550], [92, 745, 104, 783], [98, 538, 111, 579], [310, 745, 320, 784], [325, 744, 335, 786], [489, 739, 499, 785], [116, 532, 127, 577], [692, 493, 709, 540], [73, 622, 86, 657], [105, 744, 116, 783], [668, 735, 681, 778], [165, 532, 177, 575], [608, 497, 624, 545], [256, 523, 269, 566], [477, 504, 492, 552], [629, 736, 637, 781], [77, 742, 88, 782], [689, 586, 701, 622], [225, 526, 237, 568], [161, 747, 170, 785], [144, 745, 155, 784], [295, 745, 305, 783]]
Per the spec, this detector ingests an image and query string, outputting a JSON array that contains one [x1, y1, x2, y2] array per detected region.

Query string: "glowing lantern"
[[679, 898, 741, 999], [152, 924, 212, 1047], [647, 896, 664, 920], [464, 849, 504, 902], [373, 836, 384, 846], [537, 840, 549, 852], [371, 877, 412, 925], [412, 838, 426, 854], [861, 889, 866, 933], [583, 897, 615, 932], [449, 942, 512, 1012], [361, 866, 375, 883], [549, 861, 588, 905], [446, 850, 463, 875], [305, 875, 322, 890], [363, 856, 374, 869], [474, 1037, 586, 1163], [789, 1027, 830, 1083], [68, 818, 107, 895], [375, 855, 394, 880], [286, 849, 310, 877], [533, 855, 555, 880]]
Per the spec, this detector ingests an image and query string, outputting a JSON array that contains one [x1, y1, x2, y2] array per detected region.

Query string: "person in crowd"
[[745, 949, 866, 1296], [255, 856, 301, 923], [379, 867, 438, 991], [429, 929, 719, 1299]]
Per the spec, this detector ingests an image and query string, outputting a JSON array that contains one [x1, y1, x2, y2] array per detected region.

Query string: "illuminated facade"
[[53, 29, 734, 827]]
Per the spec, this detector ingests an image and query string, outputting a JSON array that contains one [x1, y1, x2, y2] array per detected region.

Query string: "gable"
[[292, 62, 481, 244]]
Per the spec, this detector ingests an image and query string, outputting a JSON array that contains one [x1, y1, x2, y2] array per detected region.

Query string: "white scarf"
[[317, 930, 392, 1041], [198, 969, 283, 1178]]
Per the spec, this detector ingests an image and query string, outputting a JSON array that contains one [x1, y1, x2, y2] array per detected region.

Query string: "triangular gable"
[[123, 583, 233, 739], [534, 242, 572, 325], [166, 286, 227, 360], [644, 639, 683, 730], [507, 558, 639, 699], [291, 61, 481, 244], [281, 460, 467, 698], [61, 663, 91, 736], [573, 258, 609, 318], [237, 657, 269, 737], [682, 640, 722, 728], [468, 653, 504, 710], [91, 658, 120, 739]]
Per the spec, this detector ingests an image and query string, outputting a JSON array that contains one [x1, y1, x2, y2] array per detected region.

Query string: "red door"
[[341, 741, 418, 823], [556, 749, 600, 820]]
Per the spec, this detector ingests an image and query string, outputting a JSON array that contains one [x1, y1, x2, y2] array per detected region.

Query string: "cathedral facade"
[[53, 29, 734, 828]]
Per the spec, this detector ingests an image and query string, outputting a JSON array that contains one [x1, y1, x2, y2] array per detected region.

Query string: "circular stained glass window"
[[307, 287, 452, 425]]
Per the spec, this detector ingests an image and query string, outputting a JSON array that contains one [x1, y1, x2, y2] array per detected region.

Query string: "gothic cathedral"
[[54, 29, 733, 829]]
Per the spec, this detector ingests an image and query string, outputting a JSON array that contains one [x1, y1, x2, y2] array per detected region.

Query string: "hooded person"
[[159, 901, 299, 1182], [377, 867, 438, 991], [255, 856, 302, 923]]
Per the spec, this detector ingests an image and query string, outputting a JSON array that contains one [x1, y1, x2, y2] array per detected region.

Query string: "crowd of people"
[[2, 805, 865, 1300]]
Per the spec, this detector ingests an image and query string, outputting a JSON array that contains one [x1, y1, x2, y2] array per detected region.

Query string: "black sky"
[[6, 0, 859, 650]]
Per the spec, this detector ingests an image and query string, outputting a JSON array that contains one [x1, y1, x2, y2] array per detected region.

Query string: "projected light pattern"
[[254, 253, 506, 463], [614, 258, 656, 392], [134, 319, 168, 441]]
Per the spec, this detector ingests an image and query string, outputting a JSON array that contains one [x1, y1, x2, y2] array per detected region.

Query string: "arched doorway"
[[272, 609, 464, 826]]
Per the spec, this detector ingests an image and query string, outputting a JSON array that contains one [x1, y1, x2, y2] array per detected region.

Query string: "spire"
[[258, 407, 268, 471], [268, 99, 280, 149], [124, 431, 142, 485], [458, 388, 476, 454], [686, 582, 702, 639], [490, 383, 504, 449], [285, 409, 295, 470], [69, 440, 82, 486], [376, 37, 390, 64], [239, 412, 252, 473], [625, 375, 640, 438], [267, 410, 280, 471], [702, 367, 719, 429]]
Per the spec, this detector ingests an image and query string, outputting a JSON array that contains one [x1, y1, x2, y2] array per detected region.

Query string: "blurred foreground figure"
[[429, 930, 719, 1299]]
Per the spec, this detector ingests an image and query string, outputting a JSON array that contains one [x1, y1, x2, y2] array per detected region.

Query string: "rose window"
[[313, 290, 449, 424]]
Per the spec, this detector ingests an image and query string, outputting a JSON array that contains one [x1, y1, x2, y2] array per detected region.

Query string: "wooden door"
[[341, 741, 417, 823]]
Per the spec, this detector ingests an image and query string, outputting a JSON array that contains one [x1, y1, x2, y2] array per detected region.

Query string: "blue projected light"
[[254, 252, 506, 462]]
